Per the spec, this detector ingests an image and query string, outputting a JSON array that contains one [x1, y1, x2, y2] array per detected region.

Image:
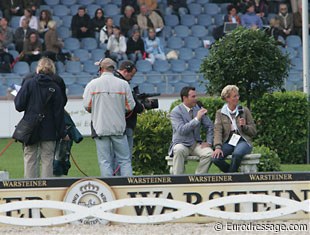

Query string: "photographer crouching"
[[114, 61, 160, 168]]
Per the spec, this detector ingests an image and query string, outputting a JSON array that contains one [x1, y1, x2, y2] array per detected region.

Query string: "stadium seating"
[[188, 3, 203, 16], [191, 25, 208, 39], [180, 15, 196, 27], [197, 14, 213, 26], [46, 0, 60, 5], [61, 0, 77, 5], [184, 36, 202, 49], [67, 83, 85, 96], [153, 60, 170, 73], [12, 62, 30, 76], [178, 48, 194, 61], [104, 4, 120, 16], [65, 61, 82, 74], [204, 3, 220, 15], [164, 15, 179, 27], [81, 37, 98, 50], [73, 49, 91, 63], [170, 59, 187, 73], [136, 60, 152, 73], [91, 48, 105, 61], [167, 36, 184, 49], [83, 60, 99, 74], [53, 5, 70, 17], [57, 26, 71, 39], [64, 37, 81, 51], [174, 25, 190, 38]]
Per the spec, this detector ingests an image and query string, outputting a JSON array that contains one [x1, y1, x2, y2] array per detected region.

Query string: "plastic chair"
[[83, 60, 99, 74], [174, 82, 189, 92], [174, 25, 190, 38], [96, 0, 111, 6], [197, 0, 210, 4], [62, 16, 73, 28], [290, 58, 303, 71], [67, 83, 84, 96], [52, 5, 70, 17], [145, 71, 163, 84], [132, 72, 145, 84], [55, 61, 65, 74], [104, 4, 120, 16], [138, 83, 156, 93], [170, 59, 187, 73], [81, 37, 98, 51], [65, 61, 82, 74], [191, 25, 208, 38], [60, 72, 76, 85], [194, 47, 209, 60], [220, 3, 230, 14], [64, 37, 81, 51], [197, 14, 213, 26], [180, 15, 196, 27], [12, 62, 30, 76], [87, 4, 101, 17], [73, 49, 91, 63], [286, 35, 302, 49], [57, 26, 71, 39], [30, 61, 38, 73], [76, 72, 92, 86], [188, 59, 202, 72], [161, 25, 172, 39], [153, 60, 170, 73], [136, 60, 152, 73], [178, 48, 193, 61], [8, 50, 19, 60], [184, 36, 202, 49], [78, 0, 94, 4], [281, 47, 297, 60], [214, 14, 224, 26], [9, 16, 21, 29], [45, 0, 60, 5], [157, 82, 174, 94], [164, 15, 179, 27], [91, 48, 105, 61], [70, 5, 81, 15], [188, 3, 203, 15], [0, 85, 8, 97], [182, 71, 198, 83], [61, 0, 77, 5], [204, 3, 220, 15], [112, 14, 122, 27], [167, 36, 184, 49]]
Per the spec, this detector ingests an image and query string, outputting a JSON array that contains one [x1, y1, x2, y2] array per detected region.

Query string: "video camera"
[[133, 85, 160, 110]]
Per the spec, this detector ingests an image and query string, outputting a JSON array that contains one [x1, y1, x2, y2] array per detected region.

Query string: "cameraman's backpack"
[[0, 51, 14, 73]]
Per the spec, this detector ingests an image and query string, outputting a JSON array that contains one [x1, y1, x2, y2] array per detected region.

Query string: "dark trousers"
[[212, 140, 252, 173]]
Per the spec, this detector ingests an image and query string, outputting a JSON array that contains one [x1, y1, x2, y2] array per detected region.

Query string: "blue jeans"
[[212, 140, 252, 173], [94, 135, 132, 177]]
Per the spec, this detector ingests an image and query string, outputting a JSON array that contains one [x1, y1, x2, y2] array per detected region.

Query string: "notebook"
[[223, 22, 238, 34]]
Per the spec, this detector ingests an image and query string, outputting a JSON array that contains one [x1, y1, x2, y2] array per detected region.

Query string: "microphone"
[[237, 105, 244, 117], [196, 101, 203, 109]]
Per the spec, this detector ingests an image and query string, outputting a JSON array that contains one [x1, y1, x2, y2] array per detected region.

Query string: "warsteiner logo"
[[63, 179, 115, 225]]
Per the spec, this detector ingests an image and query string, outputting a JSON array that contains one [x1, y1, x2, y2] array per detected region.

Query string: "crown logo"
[[80, 182, 99, 194]]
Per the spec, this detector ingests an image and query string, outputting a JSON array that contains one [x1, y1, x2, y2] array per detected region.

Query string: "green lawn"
[[0, 137, 309, 179]]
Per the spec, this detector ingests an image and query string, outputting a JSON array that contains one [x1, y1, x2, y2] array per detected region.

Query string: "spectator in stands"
[[23, 0, 41, 15], [38, 9, 53, 39], [241, 2, 263, 29], [290, 0, 302, 13], [234, 0, 251, 14], [168, 86, 214, 175], [121, 0, 140, 15], [212, 85, 256, 173], [71, 6, 92, 40], [2, 0, 24, 21], [0, 45, 14, 73], [266, 18, 285, 47], [293, 3, 310, 38], [254, 0, 269, 24], [126, 29, 145, 63], [22, 31, 42, 64], [14, 18, 36, 53], [165, 0, 188, 17], [99, 17, 114, 48], [120, 5, 138, 38], [19, 8, 38, 30], [0, 17, 14, 50], [143, 27, 165, 64], [224, 4, 241, 25], [276, 3, 294, 39], [107, 26, 128, 62], [90, 8, 105, 41], [137, 0, 158, 11], [137, 4, 164, 37]]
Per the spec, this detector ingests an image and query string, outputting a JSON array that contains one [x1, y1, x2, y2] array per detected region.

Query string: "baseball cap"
[[94, 58, 117, 70]]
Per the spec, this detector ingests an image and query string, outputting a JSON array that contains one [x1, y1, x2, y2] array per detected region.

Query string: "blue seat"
[[55, 61, 65, 74], [5, 74, 22, 86], [76, 73, 91, 86], [52, 5, 70, 17], [182, 71, 198, 83], [157, 82, 174, 94], [113, 0, 121, 6], [174, 82, 190, 92], [174, 25, 190, 38], [0, 85, 8, 96], [104, 4, 120, 16], [197, 0, 210, 4], [281, 47, 297, 60], [67, 84, 84, 96], [188, 3, 203, 15], [8, 50, 19, 59], [197, 14, 213, 26], [78, 0, 94, 4], [220, 3, 230, 14], [194, 47, 209, 60], [188, 59, 202, 72], [87, 4, 101, 17], [286, 35, 302, 48], [145, 71, 163, 84], [290, 58, 303, 71], [136, 60, 152, 73], [112, 14, 122, 27], [57, 26, 71, 39], [164, 15, 179, 27], [204, 3, 220, 15], [62, 15, 73, 28], [60, 0, 77, 5], [96, 0, 111, 6], [30, 61, 38, 73], [83, 60, 99, 74], [170, 59, 187, 73], [81, 37, 98, 50], [196, 82, 207, 93], [65, 61, 82, 74], [167, 36, 184, 49], [214, 14, 224, 25], [180, 15, 196, 27], [64, 37, 81, 51], [12, 62, 30, 76], [9, 16, 21, 29], [73, 49, 90, 62], [191, 25, 208, 38], [70, 4, 81, 15], [46, 0, 60, 5], [153, 60, 170, 73], [52, 16, 63, 27], [184, 36, 202, 49], [60, 73, 76, 85], [162, 25, 172, 39], [91, 48, 105, 61], [132, 72, 145, 84], [138, 83, 156, 93], [178, 48, 193, 61]]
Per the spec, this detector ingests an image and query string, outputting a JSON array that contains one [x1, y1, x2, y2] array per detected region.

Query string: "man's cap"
[[94, 58, 117, 69]]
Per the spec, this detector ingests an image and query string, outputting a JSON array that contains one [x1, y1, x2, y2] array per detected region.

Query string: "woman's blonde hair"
[[221, 85, 239, 100], [36, 57, 56, 75]]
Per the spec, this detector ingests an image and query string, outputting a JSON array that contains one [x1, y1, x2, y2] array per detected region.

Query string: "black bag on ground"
[[12, 116, 42, 145]]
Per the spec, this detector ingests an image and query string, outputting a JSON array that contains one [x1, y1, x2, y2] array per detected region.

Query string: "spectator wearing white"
[[107, 26, 128, 62], [19, 8, 38, 30], [99, 17, 114, 49], [144, 27, 165, 64]]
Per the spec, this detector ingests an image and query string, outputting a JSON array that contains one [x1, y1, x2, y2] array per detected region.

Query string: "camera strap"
[[125, 111, 133, 119]]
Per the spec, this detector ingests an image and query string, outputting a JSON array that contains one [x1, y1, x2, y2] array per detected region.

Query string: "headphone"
[[124, 63, 136, 73]]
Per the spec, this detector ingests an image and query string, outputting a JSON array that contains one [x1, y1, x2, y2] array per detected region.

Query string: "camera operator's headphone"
[[124, 63, 136, 73]]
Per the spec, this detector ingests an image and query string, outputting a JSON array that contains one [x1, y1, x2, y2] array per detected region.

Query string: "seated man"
[[168, 86, 214, 175]]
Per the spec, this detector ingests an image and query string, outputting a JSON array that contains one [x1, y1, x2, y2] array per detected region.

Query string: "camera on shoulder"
[[133, 86, 160, 110]]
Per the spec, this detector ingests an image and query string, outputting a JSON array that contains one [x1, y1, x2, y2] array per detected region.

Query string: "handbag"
[[12, 87, 55, 146]]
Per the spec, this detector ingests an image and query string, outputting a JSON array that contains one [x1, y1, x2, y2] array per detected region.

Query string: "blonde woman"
[[212, 85, 257, 173]]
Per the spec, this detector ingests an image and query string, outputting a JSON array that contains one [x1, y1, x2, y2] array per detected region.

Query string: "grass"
[[0, 137, 309, 179]]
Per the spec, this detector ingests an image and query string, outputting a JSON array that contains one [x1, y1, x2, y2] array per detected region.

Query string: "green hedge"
[[253, 145, 281, 172]]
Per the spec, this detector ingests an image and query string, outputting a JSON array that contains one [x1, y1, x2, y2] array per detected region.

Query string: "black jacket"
[[14, 73, 66, 140], [114, 71, 144, 129]]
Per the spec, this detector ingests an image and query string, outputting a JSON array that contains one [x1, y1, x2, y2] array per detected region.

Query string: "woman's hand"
[[212, 148, 223, 158]]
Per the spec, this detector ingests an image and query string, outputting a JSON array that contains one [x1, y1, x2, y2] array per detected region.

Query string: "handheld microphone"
[[196, 101, 203, 108], [237, 105, 244, 117]]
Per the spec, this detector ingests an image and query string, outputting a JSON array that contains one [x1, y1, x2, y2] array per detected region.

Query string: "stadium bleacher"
[[0, 0, 307, 98]]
